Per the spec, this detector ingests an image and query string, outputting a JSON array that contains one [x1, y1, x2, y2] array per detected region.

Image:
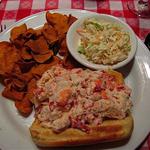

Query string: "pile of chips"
[[0, 12, 79, 116]]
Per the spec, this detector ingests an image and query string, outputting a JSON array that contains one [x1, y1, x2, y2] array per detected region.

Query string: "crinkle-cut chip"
[[15, 95, 33, 117], [10, 24, 27, 41], [59, 38, 68, 56], [42, 23, 58, 45], [2, 85, 25, 101], [20, 47, 32, 60], [26, 78, 37, 103], [46, 12, 69, 35], [0, 41, 20, 75], [31, 56, 61, 77], [17, 59, 35, 73], [25, 36, 50, 54], [31, 51, 53, 63], [68, 14, 77, 26]]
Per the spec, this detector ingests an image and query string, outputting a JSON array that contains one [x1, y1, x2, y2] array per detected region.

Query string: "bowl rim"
[[66, 13, 138, 70]]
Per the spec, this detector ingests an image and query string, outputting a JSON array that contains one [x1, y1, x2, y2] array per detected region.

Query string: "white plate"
[[0, 9, 150, 150]]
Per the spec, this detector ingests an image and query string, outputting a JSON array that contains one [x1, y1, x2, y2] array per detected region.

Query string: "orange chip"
[[17, 59, 35, 73], [10, 71, 33, 85], [10, 24, 27, 41], [25, 36, 50, 54], [20, 47, 33, 60], [46, 12, 69, 35], [0, 41, 20, 76], [11, 78, 27, 91], [42, 23, 58, 45], [59, 38, 68, 56], [0, 13, 79, 118], [26, 78, 37, 103], [21, 72, 33, 82], [35, 28, 43, 37], [63, 53, 83, 69], [5, 72, 28, 92], [31, 56, 61, 77], [11, 63, 22, 76], [31, 50, 53, 63], [15, 95, 33, 117], [2, 85, 25, 101], [23, 28, 36, 39], [13, 38, 26, 49], [68, 14, 77, 27]]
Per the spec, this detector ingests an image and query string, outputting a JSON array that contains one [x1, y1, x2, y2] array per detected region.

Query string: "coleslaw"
[[77, 18, 131, 65]]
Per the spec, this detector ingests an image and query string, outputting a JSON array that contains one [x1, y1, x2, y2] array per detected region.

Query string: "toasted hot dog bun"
[[30, 68, 133, 147], [29, 114, 133, 147]]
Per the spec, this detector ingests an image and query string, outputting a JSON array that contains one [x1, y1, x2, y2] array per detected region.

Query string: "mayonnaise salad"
[[33, 65, 132, 133], [77, 18, 131, 65]]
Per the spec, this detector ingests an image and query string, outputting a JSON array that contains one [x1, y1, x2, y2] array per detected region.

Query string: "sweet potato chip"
[[59, 38, 68, 56], [17, 60, 35, 73], [21, 72, 33, 82], [25, 36, 50, 54], [3, 78, 12, 86], [11, 77, 27, 92], [35, 28, 43, 37], [5, 73, 28, 91], [57, 33, 66, 43], [10, 71, 32, 85], [31, 56, 61, 77], [15, 95, 33, 117], [0, 41, 20, 75], [68, 14, 77, 26], [12, 27, 36, 49], [12, 79, 26, 91], [2, 85, 25, 101], [0, 13, 78, 117], [26, 78, 37, 103], [63, 53, 83, 69], [10, 24, 27, 41], [31, 51, 53, 63], [20, 47, 32, 60], [11, 63, 22, 75], [13, 38, 26, 49], [42, 23, 58, 45], [46, 12, 69, 35], [23, 28, 36, 39]]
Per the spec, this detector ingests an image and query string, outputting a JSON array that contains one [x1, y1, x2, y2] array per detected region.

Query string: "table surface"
[[0, 0, 150, 150]]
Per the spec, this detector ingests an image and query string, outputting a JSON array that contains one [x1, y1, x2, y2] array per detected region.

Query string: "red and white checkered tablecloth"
[[0, 0, 150, 150]]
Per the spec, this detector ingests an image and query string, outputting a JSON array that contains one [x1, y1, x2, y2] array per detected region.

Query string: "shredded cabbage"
[[77, 18, 131, 65]]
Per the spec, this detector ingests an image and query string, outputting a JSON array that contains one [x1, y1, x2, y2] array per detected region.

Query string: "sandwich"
[[30, 65, 133, 147]]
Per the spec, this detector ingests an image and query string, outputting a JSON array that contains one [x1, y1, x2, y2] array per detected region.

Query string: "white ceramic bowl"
[[66, 14, 137, 70]]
